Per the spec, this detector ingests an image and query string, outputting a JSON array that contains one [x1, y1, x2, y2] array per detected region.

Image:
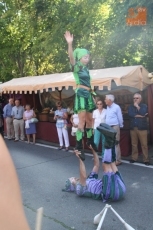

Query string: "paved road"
[[5, 139, 153, 230]]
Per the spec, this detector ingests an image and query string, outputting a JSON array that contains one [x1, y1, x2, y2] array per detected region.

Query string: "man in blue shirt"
[[128, 93, 149, 166], [3, 98, 14, 140], [105, 95, 123, 166]]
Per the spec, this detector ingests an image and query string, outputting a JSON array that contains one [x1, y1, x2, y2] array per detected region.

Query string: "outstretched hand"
[[88, 144, 94, 150], [64, 31, 73, 44], [74, 149, 81, 159]]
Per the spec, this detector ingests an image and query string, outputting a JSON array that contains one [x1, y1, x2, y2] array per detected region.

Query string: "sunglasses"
[[133, 97, 139, 99], [97, 103, 102, 105]]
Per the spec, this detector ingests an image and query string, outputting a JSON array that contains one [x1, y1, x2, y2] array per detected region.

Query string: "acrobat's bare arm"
[[74, 150, 86, 186], [64, 31, 75, 65]]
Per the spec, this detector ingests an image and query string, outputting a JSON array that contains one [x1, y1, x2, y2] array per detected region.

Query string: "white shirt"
[[92, 109, 106, 129], [105, 103, 123, 127], [72, 114, 79, 125]]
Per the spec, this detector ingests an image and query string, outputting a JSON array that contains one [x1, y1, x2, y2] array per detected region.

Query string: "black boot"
[[86, 128, 98, 152], [86, 136, 98, 152], [75, 140, 85, 161], [97, 123, 116, 149]]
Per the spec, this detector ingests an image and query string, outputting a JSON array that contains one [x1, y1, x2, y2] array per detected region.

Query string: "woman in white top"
[[92, 100, 106, 156]]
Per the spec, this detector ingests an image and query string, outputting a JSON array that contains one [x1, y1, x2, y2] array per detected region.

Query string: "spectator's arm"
[[23, 111, 27, 121], [128, 105, 136, 118], [54, 111, 57, 120], [117, 106, 123, 127], [70, 115, 73, 124], [11, 108, 14, 118], [63, 112, 68, 120], [33, 111, 36, 118], [3, 105, 7, 118], [137, 104, 148, 116]]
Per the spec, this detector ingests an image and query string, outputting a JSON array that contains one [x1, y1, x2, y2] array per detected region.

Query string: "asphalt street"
[[5, 139, 153, 230]]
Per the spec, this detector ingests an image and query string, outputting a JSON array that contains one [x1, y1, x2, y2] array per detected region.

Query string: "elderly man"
[[128, 93, 149, 166], [11, 100, 25, 142], [105, 94, 123, 166], [3, 98, 14, 140]]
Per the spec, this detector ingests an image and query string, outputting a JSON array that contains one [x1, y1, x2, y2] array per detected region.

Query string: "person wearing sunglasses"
[[128, 93, 149, 166], [54, 101, 69, 151], [92, 100, 106, 156], [64, 31, 97, 161]]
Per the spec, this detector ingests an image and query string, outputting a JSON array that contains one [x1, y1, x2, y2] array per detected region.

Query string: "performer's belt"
[[77, 85, 96, 95], [77, 84, 91, 91]]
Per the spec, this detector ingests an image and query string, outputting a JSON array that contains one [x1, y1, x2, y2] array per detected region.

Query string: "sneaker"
[[129, 160, 136, 163]]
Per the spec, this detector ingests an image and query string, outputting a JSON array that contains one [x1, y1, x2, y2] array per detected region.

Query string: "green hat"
[[73, 48, 90, 61]]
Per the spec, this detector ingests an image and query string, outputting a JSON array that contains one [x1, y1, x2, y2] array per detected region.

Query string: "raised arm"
[[74, 150, 87, 186], [64, 31, 75, 65]]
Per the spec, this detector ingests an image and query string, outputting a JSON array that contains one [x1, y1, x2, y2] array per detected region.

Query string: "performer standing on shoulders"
[[64, 31, 97, 161]]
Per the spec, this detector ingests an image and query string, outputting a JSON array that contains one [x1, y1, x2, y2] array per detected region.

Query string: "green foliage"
[[0, 0, 153, 82]]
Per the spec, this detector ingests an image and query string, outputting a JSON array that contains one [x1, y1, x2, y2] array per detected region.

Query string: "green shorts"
[[74, 88, 95, 113]]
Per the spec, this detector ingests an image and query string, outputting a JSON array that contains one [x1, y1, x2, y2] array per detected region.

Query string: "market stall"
[[0, 65, 152, 156]]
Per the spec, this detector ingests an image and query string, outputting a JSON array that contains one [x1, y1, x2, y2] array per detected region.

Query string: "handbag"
[[30, 118, 38, 123], [72, 126, 78, 133]]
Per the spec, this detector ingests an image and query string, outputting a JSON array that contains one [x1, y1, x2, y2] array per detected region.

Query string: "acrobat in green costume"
[[64, 31, 98, 161]]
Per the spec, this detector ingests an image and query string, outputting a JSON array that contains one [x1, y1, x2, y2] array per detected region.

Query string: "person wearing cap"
[[64, 31, 97, 161], [63, 123, 126, 202]]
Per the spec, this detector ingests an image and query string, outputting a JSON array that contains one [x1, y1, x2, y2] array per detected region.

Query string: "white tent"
[[0, 65, 151, 94]]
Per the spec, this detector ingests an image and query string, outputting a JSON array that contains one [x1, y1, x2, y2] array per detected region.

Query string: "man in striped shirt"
[[63, 124, 126, 202]]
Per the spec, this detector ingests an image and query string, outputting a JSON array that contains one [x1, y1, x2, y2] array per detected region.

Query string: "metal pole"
[[35, 207, 43, 230]]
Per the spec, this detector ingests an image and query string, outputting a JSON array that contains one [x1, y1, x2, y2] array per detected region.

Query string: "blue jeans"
[[94, 129, 105, 157]]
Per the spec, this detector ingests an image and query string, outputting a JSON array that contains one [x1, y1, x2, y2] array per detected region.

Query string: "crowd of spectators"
[[1, 93, 150, 165]]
